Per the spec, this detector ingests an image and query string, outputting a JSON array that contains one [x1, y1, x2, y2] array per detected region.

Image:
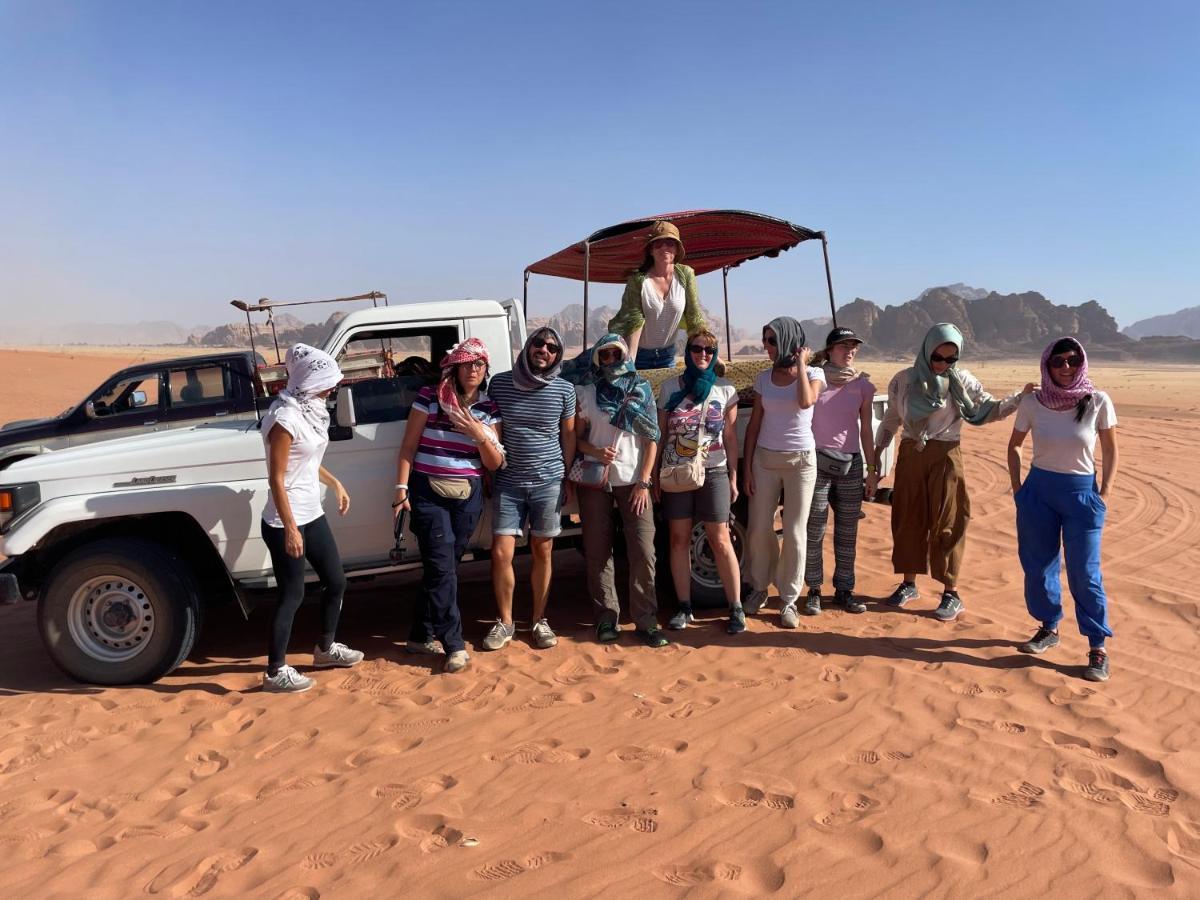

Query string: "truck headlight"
[[0, 483, 40, 532]]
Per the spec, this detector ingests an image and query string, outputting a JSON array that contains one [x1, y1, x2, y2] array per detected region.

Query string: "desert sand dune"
[[0, 349, 1198, 897]]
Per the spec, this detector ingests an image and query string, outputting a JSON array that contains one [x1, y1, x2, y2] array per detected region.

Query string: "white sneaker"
[[780, 603, 800, 629], [668, 608, 695, 630], [312, 642, 364, 668], [744, 589, 768, 615], [531, 619, 558, 649], [263, 665, 314, 693], [445, 650, 470, 673], [405, 639, 446, 656], [482, 620, 515, 651]]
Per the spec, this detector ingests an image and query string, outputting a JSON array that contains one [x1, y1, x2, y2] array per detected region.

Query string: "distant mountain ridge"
[[1123, 305, 1200, 340]]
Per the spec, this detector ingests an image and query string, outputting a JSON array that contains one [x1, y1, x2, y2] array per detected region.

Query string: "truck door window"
[[93, 374, 161, 417], [336, 326, 459, 424], [168, 365, 234, 407]]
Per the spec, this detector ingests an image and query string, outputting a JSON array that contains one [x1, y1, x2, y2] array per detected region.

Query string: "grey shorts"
[[661, 466, 731, 523]]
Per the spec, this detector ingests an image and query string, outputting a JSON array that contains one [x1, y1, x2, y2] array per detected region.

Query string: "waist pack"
[[568, 453, 610, 490], [816, 449, 857, 478], [428, 476, 473, 500]]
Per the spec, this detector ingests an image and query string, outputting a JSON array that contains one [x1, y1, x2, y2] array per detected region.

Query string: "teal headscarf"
[[666, 337, 719, 412], [589, 334, 660, 441], [905, 323, 999, 448]]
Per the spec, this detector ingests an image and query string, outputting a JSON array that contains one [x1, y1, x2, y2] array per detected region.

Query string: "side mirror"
[[130, 390, 148, 408], [335, 386, 357, 428]]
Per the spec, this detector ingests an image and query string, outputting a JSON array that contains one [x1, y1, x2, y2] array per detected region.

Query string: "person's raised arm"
[[795, 347, 822, 409], [1098, 427, 1119, 500]]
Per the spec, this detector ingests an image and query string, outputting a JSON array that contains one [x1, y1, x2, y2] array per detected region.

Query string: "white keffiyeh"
[[274, 343, 342, 430]]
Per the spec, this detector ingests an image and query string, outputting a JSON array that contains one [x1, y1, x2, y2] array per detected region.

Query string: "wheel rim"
[[690, 517, 746, 592], [66, 575, 156, 662]]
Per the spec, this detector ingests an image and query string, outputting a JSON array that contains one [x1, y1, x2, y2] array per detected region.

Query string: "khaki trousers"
[[747, 447, 817, 606], [890, 439, 970, 585], [578, 483, 659, 631]]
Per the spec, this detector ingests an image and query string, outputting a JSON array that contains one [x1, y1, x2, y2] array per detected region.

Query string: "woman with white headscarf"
[[260, 343, 363, 693]]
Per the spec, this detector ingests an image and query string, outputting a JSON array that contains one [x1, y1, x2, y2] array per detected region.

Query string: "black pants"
[[262, 515, 347, 672], [408, 472, 483, 654]]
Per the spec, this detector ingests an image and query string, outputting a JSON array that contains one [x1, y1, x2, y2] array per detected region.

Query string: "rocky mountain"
[[917, 282, 990, 302], [1123, 306, 1200, 340], [2, 320, 211, 346], [190, 312, 344, 351]]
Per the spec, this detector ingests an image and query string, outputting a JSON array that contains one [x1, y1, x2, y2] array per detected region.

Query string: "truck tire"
[[687, 506, 749, 609], [38, 538, 202, 685]]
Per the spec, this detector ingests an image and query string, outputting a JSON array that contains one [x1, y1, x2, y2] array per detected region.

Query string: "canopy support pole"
[[820, 234, 838, 327], [522, 269, 530, 320], [582, 241, 591, 350], [722, 266, 732, 359]]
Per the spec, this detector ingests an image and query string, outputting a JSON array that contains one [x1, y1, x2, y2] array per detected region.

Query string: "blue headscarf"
[[905, 323, 999, 449], [589, 334, 660, 441], [666, 336, 719, 412]]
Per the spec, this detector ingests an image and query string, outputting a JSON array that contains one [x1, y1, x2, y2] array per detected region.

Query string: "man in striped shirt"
[[483, 327, 576, 651]]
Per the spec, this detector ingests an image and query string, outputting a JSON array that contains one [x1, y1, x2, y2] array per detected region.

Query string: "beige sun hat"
[[645, 220, 685, 261]]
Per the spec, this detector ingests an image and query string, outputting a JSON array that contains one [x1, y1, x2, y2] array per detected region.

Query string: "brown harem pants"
[[890, 438, 970, 586]]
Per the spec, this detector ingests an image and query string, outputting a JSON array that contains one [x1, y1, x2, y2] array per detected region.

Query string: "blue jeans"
[[635, 344, 676, 370], [1015, 466, 1111, 647], [493, 480, 563, 538], [408, 472, 483, 654]]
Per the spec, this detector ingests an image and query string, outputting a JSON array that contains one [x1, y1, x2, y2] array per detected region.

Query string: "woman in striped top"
[[394, 338, 503, 673]]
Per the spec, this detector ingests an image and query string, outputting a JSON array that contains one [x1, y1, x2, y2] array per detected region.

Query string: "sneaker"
[[804, 588, 822, 616], [1083, 649, 1110, 682], [743, 589, 768, 615], [313, 641, 364, 668], [444, 650, 470, 673], [262, 665, 314, 693], [405, 639, 446, 656], [482, 620, 515, 651], [1018, 627, 1060, 655], [669, 606, 695, 630], [727, 605, 746, 635], [934, 591, 964, 622], [596, 621, 620, 643], [780, 603, 800, 629], [531, 618, 558, 649], [636, 627, 670, 648], [835, 589, 867, 614], [886, 581, 919, 608]]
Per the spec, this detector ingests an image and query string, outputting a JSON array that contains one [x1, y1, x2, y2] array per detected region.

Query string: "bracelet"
[[865, 464, 877, 473], [394, 484, 408, 491]]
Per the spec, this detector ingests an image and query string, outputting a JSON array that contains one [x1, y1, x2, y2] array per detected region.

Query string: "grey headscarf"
[[511, 326, 564, 391], [765, 317, 806, 369]]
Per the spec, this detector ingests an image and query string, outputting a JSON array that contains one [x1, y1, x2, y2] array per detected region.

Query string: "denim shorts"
[[492, 480, 563, 538], [635, 344, 677, 370], [661, 466, 731, 523]]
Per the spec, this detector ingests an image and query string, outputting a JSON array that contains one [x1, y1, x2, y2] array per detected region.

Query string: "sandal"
[[596, 622, 620, 643], [635, 627, 670, 648]]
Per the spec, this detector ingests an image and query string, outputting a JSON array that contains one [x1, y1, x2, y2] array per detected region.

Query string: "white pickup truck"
[[0, 298, 893, 686]]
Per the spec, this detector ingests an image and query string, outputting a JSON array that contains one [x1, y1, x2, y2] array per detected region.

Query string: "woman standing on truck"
[[655, 329, 745, 635], [394, 338, 504, 674], [573, 334, 669, 646], [804, 327, 876, 615], [261, 343, 364, 694], [607, 221, 706, 370], [872, 323, 1031, 622], [742, 317, 825, 628], [1007, 337, 1118, 682]]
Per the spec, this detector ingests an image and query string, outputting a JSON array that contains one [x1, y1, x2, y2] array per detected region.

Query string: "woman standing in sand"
[[394, 339, 504, 675], [742, 317, 825, 628], [1007, 337, 1118, 682], [606, 221, 706, 370], [871, 323, 1032, 622], [260, 344, 363, 694], [655, 329, 744, 635]]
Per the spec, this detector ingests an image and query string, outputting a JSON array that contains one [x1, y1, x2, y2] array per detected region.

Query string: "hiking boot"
[[405, 639, 446, 656], [313, 641, 364, 668], [482, 620, 515, 651], [727, 605, 747, 635], [835, 589, 867, 614], [780, 602, 800, 629], [636, 626, 670, 648], [934, 591, 964, 622], [1083, 649, 1110, 682], [531, 618, 558, 649], [444, 650, 470, 673], [886, 581, 919, 608], [804, 588, 822, 616], [1018, 627, 1060, 655], [743, 589, 768, 615], [596, 621, 620, 643], [262, 665, 314, 694], [669, 605, 696, 630]]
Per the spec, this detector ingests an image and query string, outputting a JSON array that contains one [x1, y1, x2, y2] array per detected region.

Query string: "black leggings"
[[262, 515, 347, 673]]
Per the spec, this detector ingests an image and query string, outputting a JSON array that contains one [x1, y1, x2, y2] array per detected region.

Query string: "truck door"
[[69, 371, 166, 449], [498, 297, 527, 363]]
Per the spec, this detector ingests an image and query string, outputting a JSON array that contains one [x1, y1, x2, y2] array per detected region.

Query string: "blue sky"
[[1, 0, 1196, 332]]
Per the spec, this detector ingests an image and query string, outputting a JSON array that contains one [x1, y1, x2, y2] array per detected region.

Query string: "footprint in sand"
[[187, 750, 230, 780], [501, 690, 596, 713], [346, 834, 401, 863], [988, 782, 1045, 808], [1053, 762, 1137, 806], [654, 862, 746, 888], [382, 717, 451, 734], [552, 655, 623, 686], [788, 692, 850, 711], [814, 793, 880, 828], [371, 775, 455, 811], [951, 682, 1009, 697], [0, 788, 78, 820], [254, 728, 320, 761], [666, 697, 721, 719], [956, 717, 1027, 735], [212, 708, 264, 737], [713, 783, 796, 811], [58, 796, 119, 825], [608, 741, 688, 763], [145, 846, 258, 897], [345, 741, 420, 769], [256, 772, 338, 802], [819, 666, 850, 683], [842, 750, 911, 765], [470, 850, 572, 881], [486, 739, 589, 765], [272, 889, 320, 900], [1043, 730, 1118, 760], [583, 807, 660, 833], [1047, 684, 1122, 709], [624, 706, 653, 720]]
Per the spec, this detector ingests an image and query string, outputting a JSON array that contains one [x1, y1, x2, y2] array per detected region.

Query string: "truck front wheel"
[[38, 538, 202, 685], [687, 514, 749, 608]]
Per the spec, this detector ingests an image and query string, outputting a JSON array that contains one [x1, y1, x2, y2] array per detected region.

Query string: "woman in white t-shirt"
[[1007, 337, 1119, 683], [742, 317, 825, 628], [260, 344, 363, 694], [655, 330, 743, 635]]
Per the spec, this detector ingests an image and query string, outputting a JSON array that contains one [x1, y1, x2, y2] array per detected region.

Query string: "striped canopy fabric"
[[525, 210, 823, 283]]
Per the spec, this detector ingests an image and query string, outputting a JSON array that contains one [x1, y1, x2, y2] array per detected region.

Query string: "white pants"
[[748, 447, 817, 606]]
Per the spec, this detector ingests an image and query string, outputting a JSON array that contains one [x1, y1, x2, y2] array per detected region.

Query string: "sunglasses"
[[1048, 354, 1082, 369], [597, 349, 623, 360], [461, 359, 487, 370], [530, 337, 561, 354], [929, 352, 959, 365], [688, 344, 716, 356], [763, 336, 778, 347]]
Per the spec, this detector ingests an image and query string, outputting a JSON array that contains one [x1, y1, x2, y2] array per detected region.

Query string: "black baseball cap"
[[825, 326, 864, 348]]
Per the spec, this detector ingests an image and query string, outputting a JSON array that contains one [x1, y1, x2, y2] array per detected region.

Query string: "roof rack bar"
[[722, 266, 732, 359], [820, 234, 838, 327]]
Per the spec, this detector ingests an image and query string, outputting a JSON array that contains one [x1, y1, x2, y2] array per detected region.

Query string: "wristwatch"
[[636, 479, 653, 490]]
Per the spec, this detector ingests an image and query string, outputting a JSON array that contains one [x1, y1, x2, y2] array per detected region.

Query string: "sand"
[[1, 347, 1199, 897]]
